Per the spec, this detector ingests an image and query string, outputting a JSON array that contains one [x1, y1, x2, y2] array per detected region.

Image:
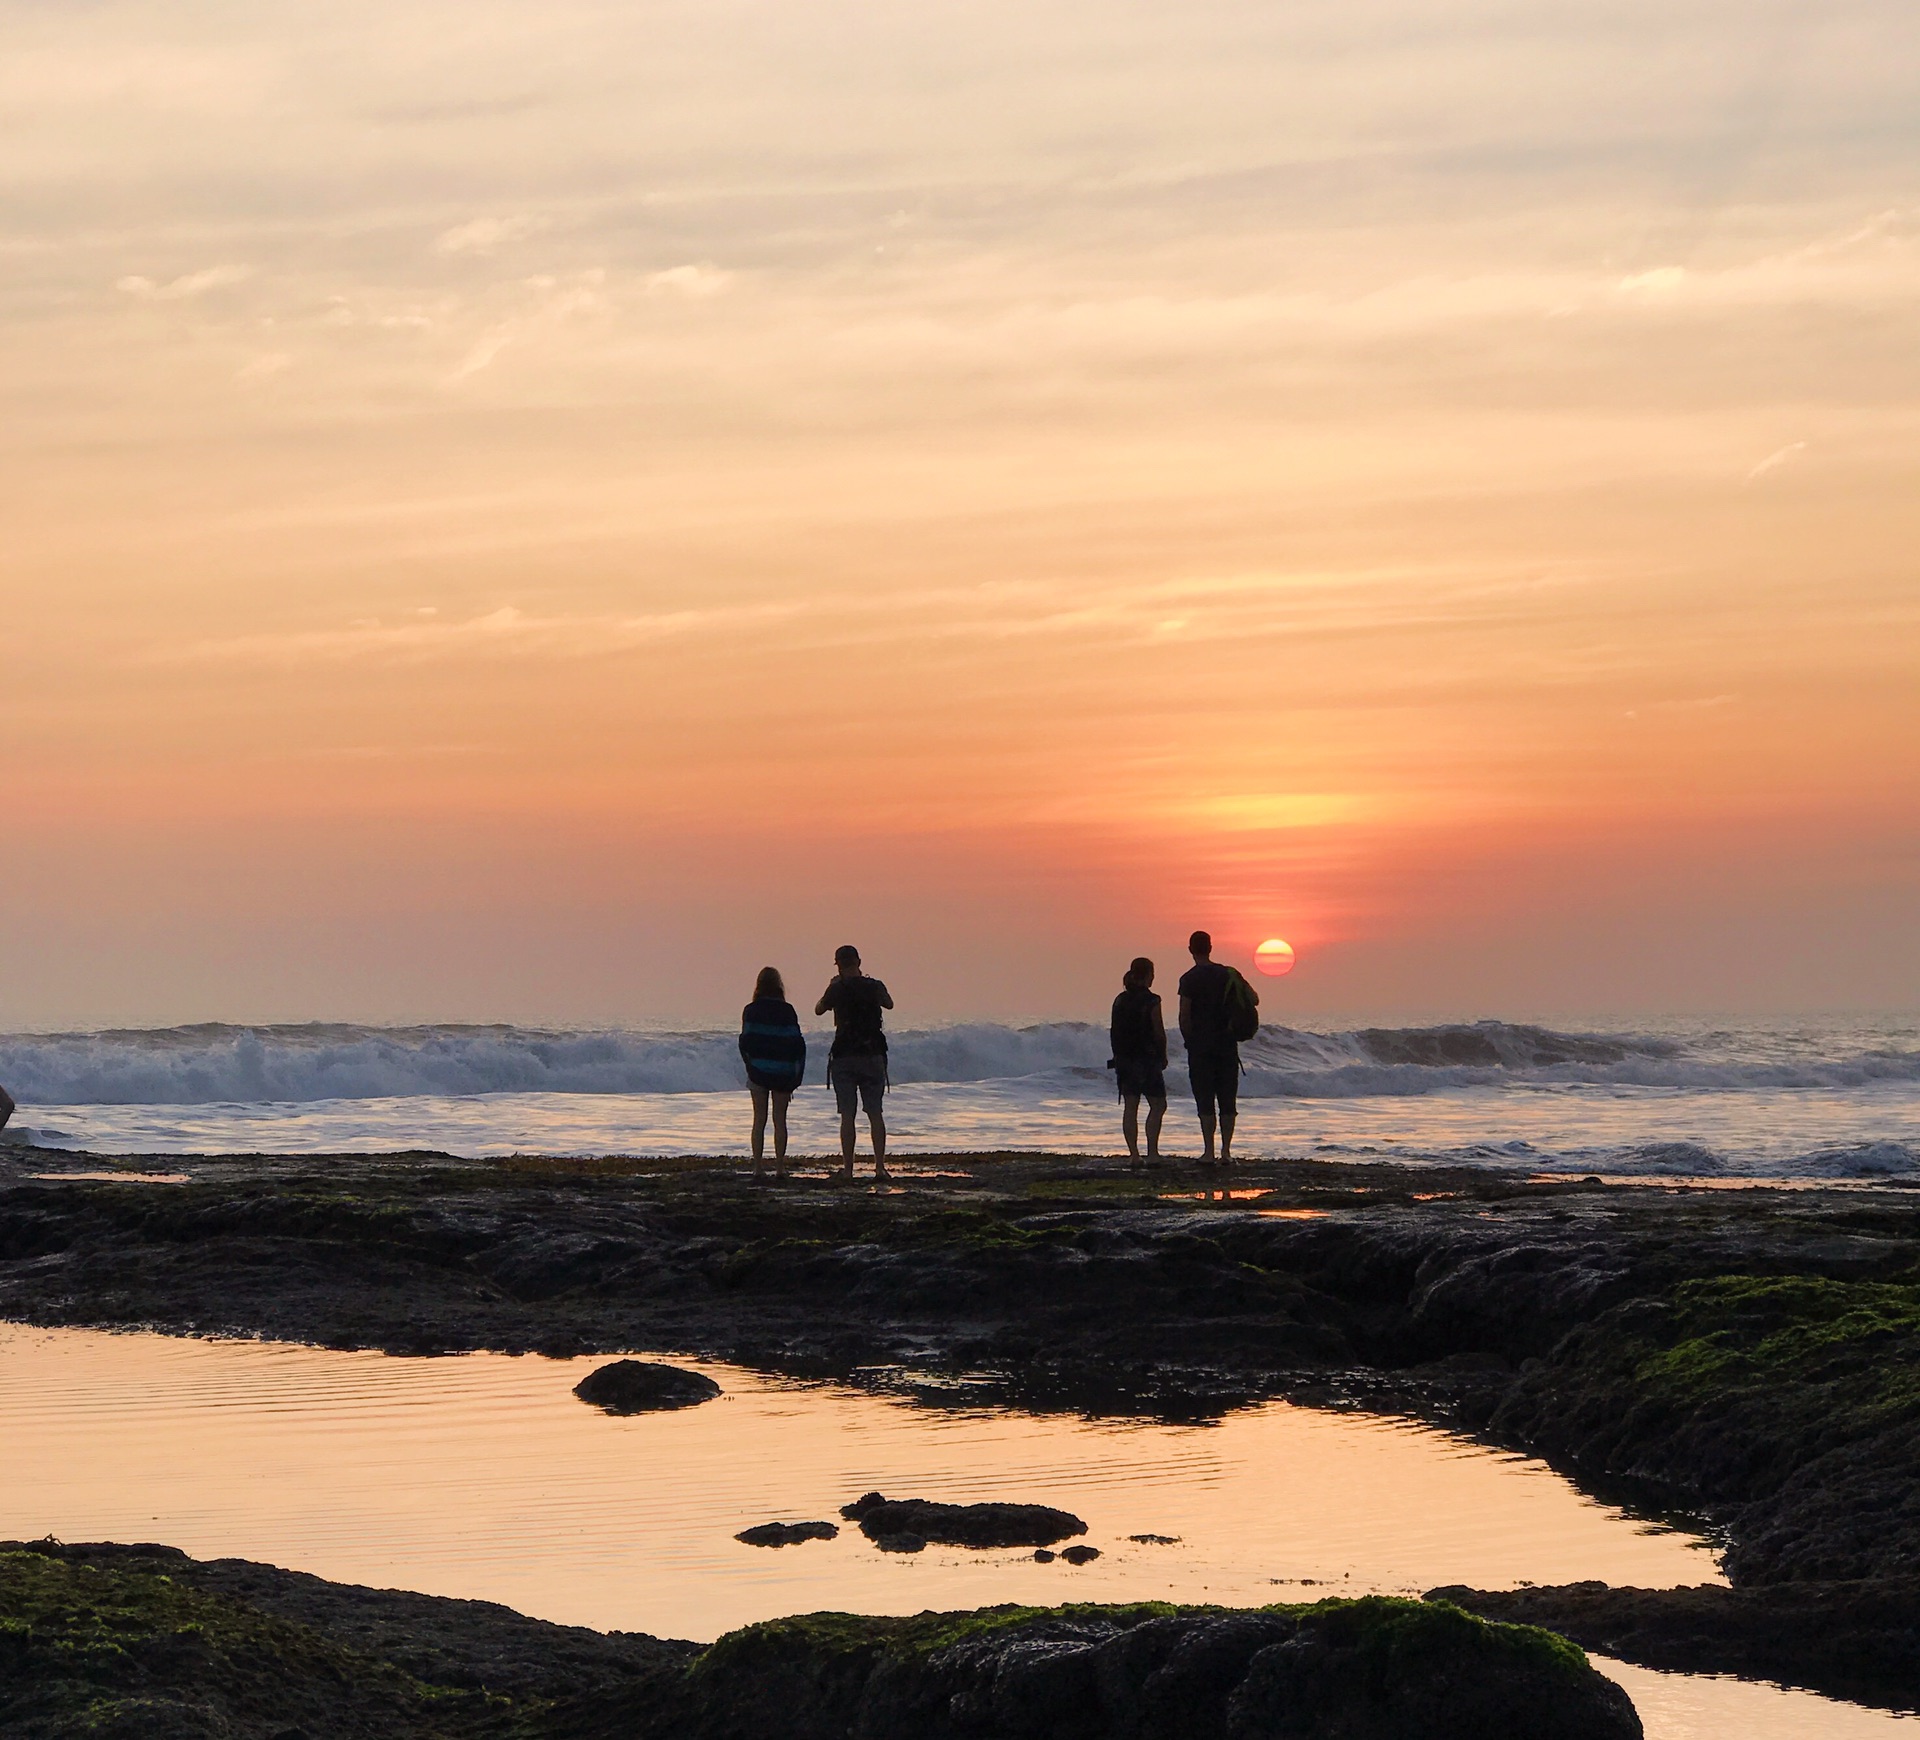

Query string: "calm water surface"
[[0, 1325, 1906, 1738]]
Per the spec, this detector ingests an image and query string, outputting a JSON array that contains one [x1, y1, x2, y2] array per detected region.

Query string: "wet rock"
[[0, 1539, 691, 1736], [1128, 1533, 1179, 1545], [840, 1492, 1087, 1549], [1434, 1578, 1920, 1711], [684, 1597, 1642, 1739], [572, 1359, 721, 1413], [1059, 1544, 1101, 1564], [1033, 1549, 1056, 1562], [872, 1532, 927, 1554], [735, 1521, 838, 1548]]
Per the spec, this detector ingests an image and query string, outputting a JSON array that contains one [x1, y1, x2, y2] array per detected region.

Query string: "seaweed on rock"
[[0, 1545, 1639, 1740], [682, 1597, 1640, 1740]]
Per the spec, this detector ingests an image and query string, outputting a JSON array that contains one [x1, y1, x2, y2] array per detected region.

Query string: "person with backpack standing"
[[1108, 956, 1169, 1166], [1177, 930, 1258, 1163], [816, 944, 894, 1182]]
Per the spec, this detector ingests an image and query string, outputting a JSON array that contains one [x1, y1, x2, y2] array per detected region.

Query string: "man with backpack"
[[815, 944, 894, 1182], [1177, 930, 1258, 1164]]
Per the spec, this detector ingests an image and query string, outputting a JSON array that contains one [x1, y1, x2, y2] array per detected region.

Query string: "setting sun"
[[1254, 939, 1297, 978]]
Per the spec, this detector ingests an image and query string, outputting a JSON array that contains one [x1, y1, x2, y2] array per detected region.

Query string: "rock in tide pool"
[[572, 1359, 721, 1414], [1059, 1544, 1100, 1564], [736, 1520, 838, 1548], [839, 1491, 1087, 1549]]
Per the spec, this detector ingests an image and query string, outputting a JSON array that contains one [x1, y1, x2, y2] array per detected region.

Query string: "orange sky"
[[2, 0, 1917, 1024]]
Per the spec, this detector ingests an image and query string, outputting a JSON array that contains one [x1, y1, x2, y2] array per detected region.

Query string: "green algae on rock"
[[0, 1544, 1641, 1740], [682, 1597, 1641, 1740], [0, 1545, 499, 1738], [1490, 1271, 1920, 1583]]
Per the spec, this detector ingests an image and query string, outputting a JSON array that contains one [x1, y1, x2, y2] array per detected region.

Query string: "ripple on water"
[[0, 1324, 1908, 1738]]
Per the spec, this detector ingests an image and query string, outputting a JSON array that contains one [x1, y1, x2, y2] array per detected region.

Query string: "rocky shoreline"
[[3, 1150, 1919, 1711], [0, 1540, 1638, 1739]]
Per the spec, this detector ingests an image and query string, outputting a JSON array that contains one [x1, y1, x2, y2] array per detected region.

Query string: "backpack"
[[1222, 966, 1260, 1044]]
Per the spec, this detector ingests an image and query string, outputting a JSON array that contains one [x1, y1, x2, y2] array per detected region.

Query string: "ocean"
[[3, 1013, 1917, 1178]]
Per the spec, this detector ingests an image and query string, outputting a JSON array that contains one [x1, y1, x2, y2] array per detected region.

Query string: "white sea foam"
[[0, 1014, 1912, 1106], [3, 1017, 1916, 1107], [2, 1015, 1914, 1173]]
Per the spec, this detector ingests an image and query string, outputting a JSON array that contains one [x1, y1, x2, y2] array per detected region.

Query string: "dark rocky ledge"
[[1433, 1578, 1920, 1713], [5, 1150, 1920, 1700], [0, 1540, 1639, 1740]]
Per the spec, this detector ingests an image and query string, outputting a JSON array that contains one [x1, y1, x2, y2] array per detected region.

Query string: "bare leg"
[[840, 1107, 857, 1178], [749, 1085, 769, 1175], [1122, 1094, 1142, 1162], [870, 1105, 888, 1181], [1220, 1106, 1237, 1164], [1146, 1096, 1166, 1161], [1198, 1109, 1218, 1163], [771, 1091, 791, 1172]]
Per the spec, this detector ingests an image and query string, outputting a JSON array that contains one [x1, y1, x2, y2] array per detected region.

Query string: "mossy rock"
[[683, 1596, 1640, 1739], [0, 1547, 496, 1737]]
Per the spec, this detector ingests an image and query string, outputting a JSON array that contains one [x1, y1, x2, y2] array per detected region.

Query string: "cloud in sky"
[[1747, 441, 1807, 480], [116, 264, 251, 299], [433, 214, 545, 255]]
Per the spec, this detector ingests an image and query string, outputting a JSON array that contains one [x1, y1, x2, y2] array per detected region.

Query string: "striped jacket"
[[739, 998, 807, 1090]]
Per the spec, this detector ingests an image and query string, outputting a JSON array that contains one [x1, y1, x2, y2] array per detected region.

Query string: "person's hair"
[[834, 944, 861, 969], [754, 966, 784, 1000], [1124, 956, 1154, 991], [1188, 930, 1212, 955]]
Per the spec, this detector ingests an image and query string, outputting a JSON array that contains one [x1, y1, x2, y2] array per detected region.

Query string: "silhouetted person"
[[739, 966, 805, 1177], [816, 944, 893, 1181], [1178, 930, 1256, 1163], [0, 1085, 13, 1132], [1109, 957, 1168, 1165]]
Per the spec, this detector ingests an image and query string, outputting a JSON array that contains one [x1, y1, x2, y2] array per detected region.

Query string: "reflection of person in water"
[[1108, 958, 1168, 1166], [739, 967, 805, 1178], [0, 1085, 13, 1130]]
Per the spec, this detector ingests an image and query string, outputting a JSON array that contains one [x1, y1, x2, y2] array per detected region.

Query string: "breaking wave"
[[1, 1018, 1916, 1107]]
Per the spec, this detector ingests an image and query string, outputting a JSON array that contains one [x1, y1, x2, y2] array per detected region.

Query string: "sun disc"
[[1254, 938, 1296, 977]]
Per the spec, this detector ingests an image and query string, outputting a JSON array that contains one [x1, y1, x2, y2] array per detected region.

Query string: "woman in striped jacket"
[[739, 967, 806, 1176]]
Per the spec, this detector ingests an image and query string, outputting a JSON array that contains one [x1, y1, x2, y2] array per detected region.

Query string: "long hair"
[[754, 965, 785, 1001], [1124, 956, 1154, 991]]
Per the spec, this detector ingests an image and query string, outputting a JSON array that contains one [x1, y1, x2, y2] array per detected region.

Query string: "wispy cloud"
[[116, 264, 251, 300], [167, 601, 808, 666], [158, 562, 1580, 671], [434, 215, 545, 256], [449, 272, 607, 379], [645, 263, 732, 298], [1747, 441, 1806, 481]]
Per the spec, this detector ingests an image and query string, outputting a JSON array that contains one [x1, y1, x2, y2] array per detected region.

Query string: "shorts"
[[1114, 1061, 1167, 1102], [1187, 1045, 1240, 1121], [829, 1052, 888, 1117]]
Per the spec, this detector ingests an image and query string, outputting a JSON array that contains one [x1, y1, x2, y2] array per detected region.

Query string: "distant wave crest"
[[2, 1017, 1917, 1107]]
